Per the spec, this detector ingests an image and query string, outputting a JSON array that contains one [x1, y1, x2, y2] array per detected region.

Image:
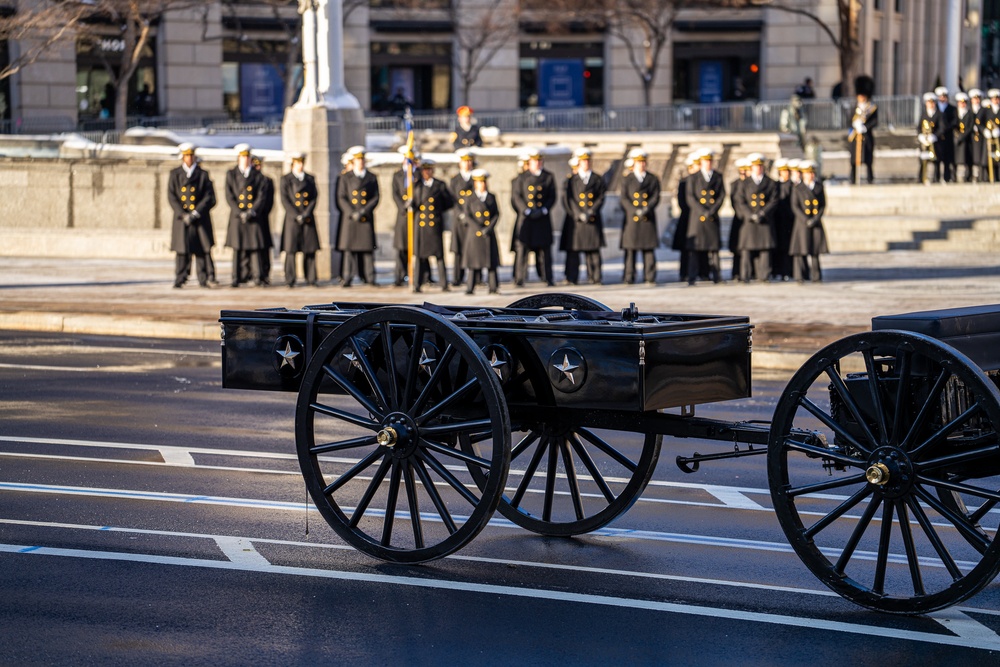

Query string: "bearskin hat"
[[855, 75, 875, 98]]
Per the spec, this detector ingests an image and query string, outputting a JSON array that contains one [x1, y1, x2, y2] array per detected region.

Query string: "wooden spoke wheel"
[[488, 292, 661, 536], [506, 293, 612, 312], [769, 330, 1000, 613], [295, 307, 510, 563]]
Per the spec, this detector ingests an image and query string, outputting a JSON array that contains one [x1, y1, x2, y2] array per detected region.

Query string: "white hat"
[[786, 158, 802, 170], [735, 157, 750, 169], [955, 92, 969, 102], [455, 148, 475, 161], [685, 151, 699, 166], [747, 152, 766, 166], [346, 145, 366, 159], [773, 157, 789, 170], [340, 152, 352, 167], [234, 143, 251, 156], [287, 151, 305, 162], [420, 158, 436, 167], [517, 152, 531, 163], [627, 148, 648, 161], [970, 88, 984, 98], [471, 168, 489, 180], [568, 155, 579, 168], [525, 146, 543, 159], [623, 157, 634, 169], [923, 92, 936, 102], [573, 147, 593, 160], [990, 89, 1000, 98], [799, 160, 817, 173], [934, 86, 949, 97], [696, 147, 716, 161], [177, 142, 195, 157]]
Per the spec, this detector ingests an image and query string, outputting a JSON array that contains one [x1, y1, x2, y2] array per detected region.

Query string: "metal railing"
[[0, 96, 924, 140]]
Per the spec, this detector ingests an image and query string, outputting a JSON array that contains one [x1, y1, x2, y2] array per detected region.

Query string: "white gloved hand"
[[853, 120, 865, 134], [929, 135, 937, 143], [993, 128, 999, 138]]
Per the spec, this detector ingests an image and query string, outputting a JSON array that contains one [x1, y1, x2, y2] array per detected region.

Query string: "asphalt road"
[[2, 331, 1000, 665]]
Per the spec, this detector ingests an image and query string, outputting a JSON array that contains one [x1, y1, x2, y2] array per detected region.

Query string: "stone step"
[[825, 183, 1000, 216]]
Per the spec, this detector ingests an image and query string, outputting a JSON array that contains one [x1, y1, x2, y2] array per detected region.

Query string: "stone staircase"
[[822, 183, 1000, 252]]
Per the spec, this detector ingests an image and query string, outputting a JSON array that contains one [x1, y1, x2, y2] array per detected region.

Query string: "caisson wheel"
[[769, 330, 1000, 613], [506, 293, 612, 312], [295, 307, 510, 563]]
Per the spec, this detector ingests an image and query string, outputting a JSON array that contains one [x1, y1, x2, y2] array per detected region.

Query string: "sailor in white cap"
[[789, 159, 828, 282], [726, 158, 750, 280], [511, 146, 557, 286], [672, 151, 702, 281], [562, 146, 606, 285], [984, 90, 1000, 182], [450, 148, 477, 286], [335, 144, 380, 287], [225, 142, 267, 287], [954, 92, 978, 182], [919, 92, 945, 183], [732, 152, 778, 283], [409, 157, 457, 292], [279, 151, 320, 287], [683, 146, 725, 285], [168, 142, 217, 288], [391, 146, 420, 286], [935, 87, 958, 182], [772, 157, 795, 281], [620, 147, 660, 284], [462, 168, 501, 294]]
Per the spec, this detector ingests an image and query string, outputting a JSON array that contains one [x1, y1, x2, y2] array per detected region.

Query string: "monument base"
[[282, 105, 365, 281]]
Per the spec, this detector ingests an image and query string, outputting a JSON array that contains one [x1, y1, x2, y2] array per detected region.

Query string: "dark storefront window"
[[370, 41, 451, 112], [673, 41, 760, 103], [983, 1, 1000, 91], [76, 36, 156, 121], [519, 41, 604, 108], [0, 40, 10, 121], [223, 38, 299, 121]]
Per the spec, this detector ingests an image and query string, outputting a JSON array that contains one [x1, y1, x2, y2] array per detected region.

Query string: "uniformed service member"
[[563, 148, 607, 285], [451, 106, 483, 151], [279, 152, 320, 287], [983, 90, 1000, 182], [789, 160, 828, 282], [450, 149, 476, 286], [936, 86, 958, 183], [411, 159, 456, 291], [918, 92, 944, 184], [733, 153, 777, 282], [391, 147, 420, 286], [954, 93, 979, 182], [462, 168, 501, 294], [225, 143, 268, 287], [510, 147, 556, 286], [251, 154, 275, 285], [336, 145, 380, 286], [772, 158, 794, 280], [684, 148, 725, 285], [970, 89, 988, 180], [672, 152, 700, 282], [728, 157, 749, 281], [849, 75, 878, 185], [559, 154, 580, 284], [619, 148, 660, 284], [167, 143, 216, 288]]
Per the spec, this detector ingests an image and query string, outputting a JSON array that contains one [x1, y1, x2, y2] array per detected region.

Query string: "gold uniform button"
[[700, 216, 706, 221], [352, 198, 358, 204], [429, 222, 435, 227], [701, 190, 707, 195], [420, 205, 426, 211], [528, 185, 535, 191], [700, 198, 706, 204], [360, 199, 366, 205], [181, 196, 187, 202], [588, 193, 594, 199], [751, 194, 757, 199], [419, 222, 425, 227], [579, 194, 586, 199], [295, 202, 301, 207], [710, 190, 715, 195], [239, 194, 245, 200], [642, 193, 648, 199], [428, 206, 434, 211], [181, 187, 187, 193], [475, 212, 482, 218], [352, 190, 358, 195], [248, 195, 253, 200], [295, 193, 301, 198], [428, 197, 434, 203], [633, 200, 639, 206], [458, 198, 465, 205], [248, 204, 253, 209], [420, 213, 426, 219], [247, 186, 253, 191], [484, 221, 490, 225], [633, 216, 639, 222], [751, 202, 757, 207], [484, 211, 490, 217], [476, 231, 483, 237], [239, 203, 245, 209]]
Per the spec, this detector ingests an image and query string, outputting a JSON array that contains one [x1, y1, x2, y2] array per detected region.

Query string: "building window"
[[370, 41, 451, 112], [896, 0, 903, 13], [872, 40, 882, 93], [0, 40, 10, 122], [223, 38, 299, 121], [673, 41, 760, 103], [892, 41, 901, 95], [519, 41, 604, 108], [76, 36, 157, 122]]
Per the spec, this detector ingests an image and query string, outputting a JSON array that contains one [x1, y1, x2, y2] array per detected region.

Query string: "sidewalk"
[[1, 251, 998, 372]]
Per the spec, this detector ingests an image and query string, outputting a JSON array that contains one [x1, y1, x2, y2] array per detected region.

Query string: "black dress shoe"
[[465, 288, 475, 295], [230, 281, 239, 288]]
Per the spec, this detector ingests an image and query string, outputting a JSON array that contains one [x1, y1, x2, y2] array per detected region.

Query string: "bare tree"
[[0, 2, 91, 82], [715, 0, 862, 98], [451, 0, 522, 106]]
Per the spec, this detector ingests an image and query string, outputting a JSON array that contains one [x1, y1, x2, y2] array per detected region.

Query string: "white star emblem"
[[343, 350, 362, 369], [553, 354, 578, 385], [418, 348, 436, 374], [277, 341, 300, 370], [489, 350, 507, 380]]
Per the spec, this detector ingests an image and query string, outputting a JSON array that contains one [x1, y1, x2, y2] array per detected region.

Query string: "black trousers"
[[739, 250, 771, 282], [466, 268, 498, 293], [623, 249, 656, 284], [513, 242, 553, 285], [850, 162, 874, 184], [687, 250, 720, 284], [792, 255, 822, 282], [415, 255, 448, 290], [565, 250, 602, 284], [175, 252, 208, 287], [235, 249, 264, 286], [284, 252, 316, 286], [342, 252, 375, 285]]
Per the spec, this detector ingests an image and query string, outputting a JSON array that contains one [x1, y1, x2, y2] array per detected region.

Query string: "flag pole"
[[404, 107, 416, 292]]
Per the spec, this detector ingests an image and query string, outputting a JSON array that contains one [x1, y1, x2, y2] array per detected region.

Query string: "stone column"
[[945, 0, 962, 94], [294, 0, 319, 108], [283, 0, 365, 282]]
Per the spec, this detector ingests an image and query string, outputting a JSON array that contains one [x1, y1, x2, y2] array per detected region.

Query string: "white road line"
[[214, 536, 271, 567], [0, 481, 981, 571], [928, 608, 1000, 643], [158, 449, 197, 466], [2, 541, 998, 651]]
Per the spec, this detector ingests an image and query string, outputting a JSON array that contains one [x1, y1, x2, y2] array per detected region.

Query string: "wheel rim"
[[506, 293, 612, 312], [497, 422, 661, 536], [295, 306, 510, 563], [769, 330, 1000, 613]]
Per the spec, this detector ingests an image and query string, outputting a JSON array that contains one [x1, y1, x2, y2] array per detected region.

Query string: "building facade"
[[0, 0, 983, 129]]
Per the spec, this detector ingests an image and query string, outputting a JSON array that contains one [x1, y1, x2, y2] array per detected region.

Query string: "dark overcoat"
[[671, 177, 690, 252], [620, 171, 661, 250], [734, 175, 778, 251], [727, 177, 744, 251], [563, 171, 606, 252], [167, 164, 216, 255], [684, 170, 725, 251], [336, 169, 380, 252], [462, 192, 500, 269], [955, 110, 979, 167], [411, 177, 455, 258], [279, 172, 320, 254], [511, 169, 556, 250], [392, 167, 419, 251], [450, 172, 474, 257], [225, 166, 268, 251], [789, 180, 829, 256]]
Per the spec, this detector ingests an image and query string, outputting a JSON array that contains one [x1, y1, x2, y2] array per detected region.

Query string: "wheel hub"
[[380, 413, 418, 458], [866, 446, 913, 499]]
